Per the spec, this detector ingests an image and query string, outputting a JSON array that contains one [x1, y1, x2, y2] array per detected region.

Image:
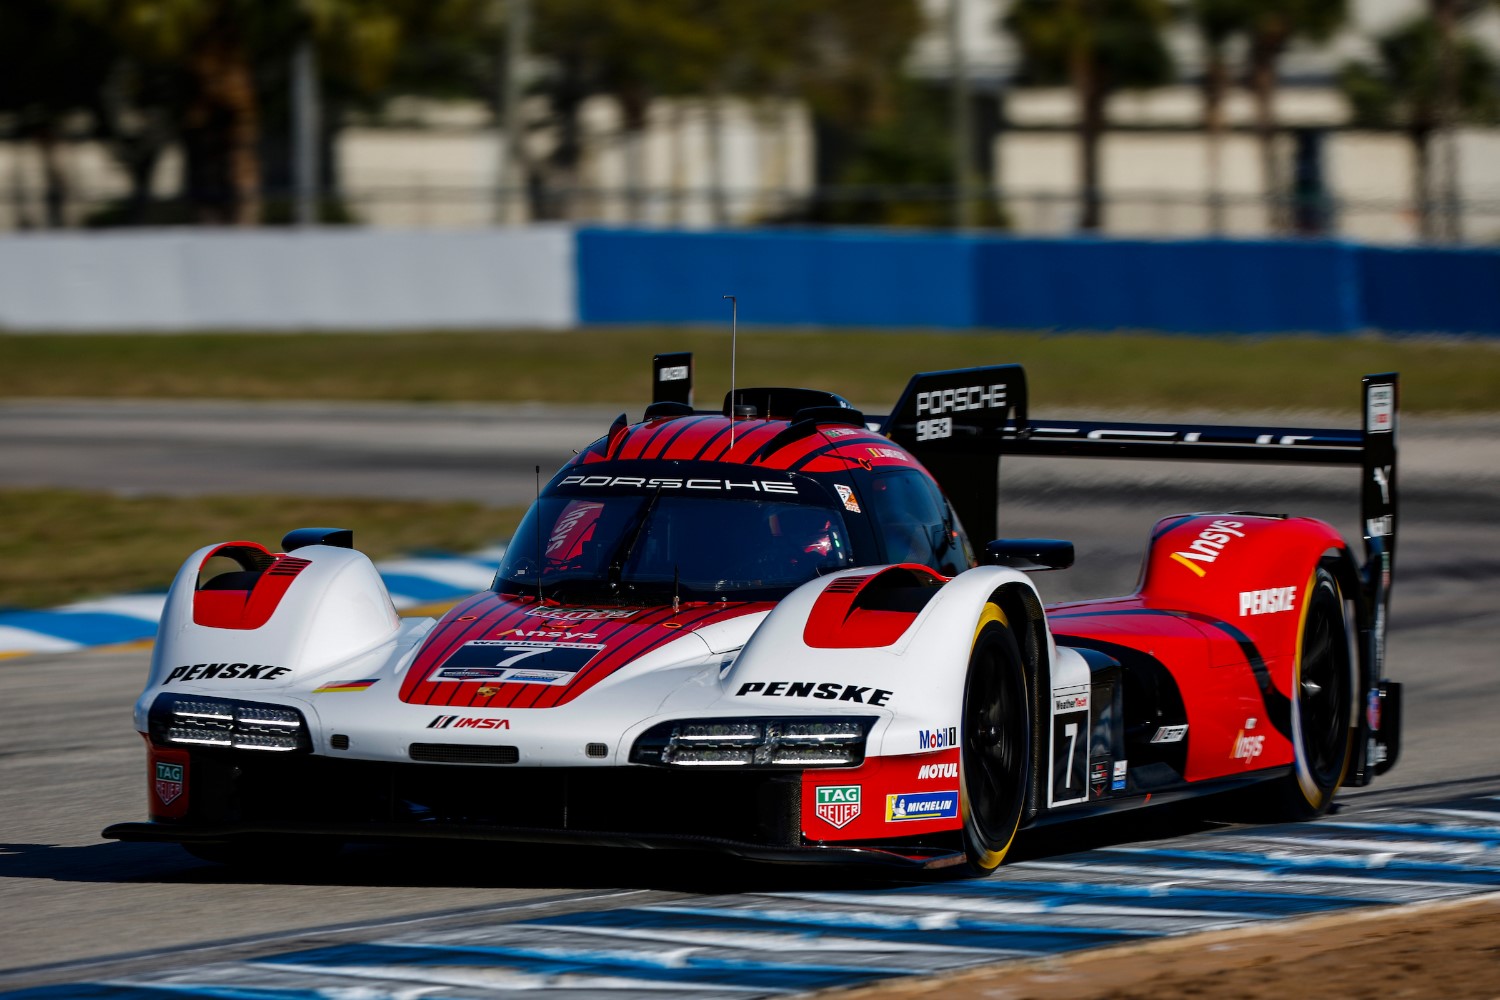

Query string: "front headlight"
[[149, 693, 311, 752], [630, 717, 874, 768]]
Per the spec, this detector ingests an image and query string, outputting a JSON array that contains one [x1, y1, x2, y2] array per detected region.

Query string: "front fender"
[[137, 542, 404, 730], [723, 564, 1051, 756]]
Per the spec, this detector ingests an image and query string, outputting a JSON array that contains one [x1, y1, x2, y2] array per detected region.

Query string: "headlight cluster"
[[630, 717, 874, 767], [148, 693, 311, 752]]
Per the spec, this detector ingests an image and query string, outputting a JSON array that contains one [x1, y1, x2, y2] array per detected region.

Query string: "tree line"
[[2, 0, 1496, 235]]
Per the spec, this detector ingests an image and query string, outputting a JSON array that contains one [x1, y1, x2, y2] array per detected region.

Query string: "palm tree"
[[1189, 0, 1253, 233], [530, 0, 725, 222], [0, 0, 114, 227], [1340, 15, 1499, 241], [1005, 0, 1175, 232], [65, 0, 406, 225], [1241, 0, 1347, 232]]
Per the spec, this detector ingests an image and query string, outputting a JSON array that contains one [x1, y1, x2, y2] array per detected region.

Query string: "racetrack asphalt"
[[0, 400, 1497, 994]]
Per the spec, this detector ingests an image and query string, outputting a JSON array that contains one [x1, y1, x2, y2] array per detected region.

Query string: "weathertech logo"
[[1170, 520, 1246, 577], [814, 785, 861, 829], [427, 716, 511, 730]]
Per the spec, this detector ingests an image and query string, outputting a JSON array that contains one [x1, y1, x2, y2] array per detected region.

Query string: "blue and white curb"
[[4, 794, 1498, 998], [0, 546, 506, 657]]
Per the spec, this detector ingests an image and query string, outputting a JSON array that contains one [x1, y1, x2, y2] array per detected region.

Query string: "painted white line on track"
[[47, 595, 166, 620]]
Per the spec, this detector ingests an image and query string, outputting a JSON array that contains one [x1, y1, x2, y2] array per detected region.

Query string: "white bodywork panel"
[[139, 546, 1094, 806]]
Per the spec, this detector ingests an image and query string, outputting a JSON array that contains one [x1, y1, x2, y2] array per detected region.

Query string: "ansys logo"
[[814, 785, 861, 829]]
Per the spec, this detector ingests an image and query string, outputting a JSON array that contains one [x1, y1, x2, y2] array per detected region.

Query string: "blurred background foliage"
[[3, 0, 1497, 232]]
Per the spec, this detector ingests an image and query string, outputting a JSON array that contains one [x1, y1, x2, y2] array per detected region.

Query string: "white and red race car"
[[106, 358, 1402, 873]]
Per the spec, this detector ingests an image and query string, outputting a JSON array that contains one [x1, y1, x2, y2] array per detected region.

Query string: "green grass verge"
[[5, 328, 1499, 412], [0, 490, 523, 610]]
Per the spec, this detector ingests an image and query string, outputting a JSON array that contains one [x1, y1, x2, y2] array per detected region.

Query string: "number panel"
[[1049, 682, 1091, 807]]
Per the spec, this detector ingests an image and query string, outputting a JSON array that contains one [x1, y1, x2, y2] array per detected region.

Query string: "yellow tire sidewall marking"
[[1292, 569, 1351, 809], [962, 600, 1021, 870]]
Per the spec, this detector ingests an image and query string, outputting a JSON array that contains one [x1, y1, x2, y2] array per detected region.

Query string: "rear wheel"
[[1271, 567, 1355, 818], [959, 604, 1031, 875]]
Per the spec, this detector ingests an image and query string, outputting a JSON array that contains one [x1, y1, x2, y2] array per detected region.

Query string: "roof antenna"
[[534, 464, 544, 606], [723, 294, 738, 448]]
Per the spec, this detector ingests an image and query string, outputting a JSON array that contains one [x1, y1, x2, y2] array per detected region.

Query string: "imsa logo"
[[814, 785, 861, 829], [427, 716, 511, 730]]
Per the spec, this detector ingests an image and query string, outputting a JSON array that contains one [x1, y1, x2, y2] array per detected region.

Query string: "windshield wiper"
[[608, 485, 663, 589]]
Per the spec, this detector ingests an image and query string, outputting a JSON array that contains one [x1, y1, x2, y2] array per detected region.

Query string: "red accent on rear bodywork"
[[802, 565, 945, 649], [1046, 513, 1349, 783], [192, 542, 311, 630]]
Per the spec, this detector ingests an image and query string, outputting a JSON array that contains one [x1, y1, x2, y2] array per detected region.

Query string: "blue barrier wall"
[[1358, 245, 1500, 335], [578, 228, 979, 327], [972, 238, 1362, 333], [578, 227, 1498, 335]]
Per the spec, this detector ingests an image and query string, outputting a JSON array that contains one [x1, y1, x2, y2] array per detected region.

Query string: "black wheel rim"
[[963, 632, 1026, 850], [1300, 586, 1350, 787]]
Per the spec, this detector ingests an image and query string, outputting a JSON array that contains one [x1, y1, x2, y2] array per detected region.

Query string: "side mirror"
[[985, 538, 1074, 572], [282, 527, 354, 552]]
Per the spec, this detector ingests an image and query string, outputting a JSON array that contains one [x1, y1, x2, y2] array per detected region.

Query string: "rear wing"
[[879, 365, 1396, 577]]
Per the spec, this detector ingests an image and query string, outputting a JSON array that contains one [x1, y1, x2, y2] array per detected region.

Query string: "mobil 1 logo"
[[1049, 685, 1089, 807]]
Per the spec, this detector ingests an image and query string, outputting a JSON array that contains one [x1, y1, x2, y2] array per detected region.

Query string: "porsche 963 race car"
[[105, 358, 1403, 873]]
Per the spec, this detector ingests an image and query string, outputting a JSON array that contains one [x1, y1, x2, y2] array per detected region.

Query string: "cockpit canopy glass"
[[495, 491, 855, 604]]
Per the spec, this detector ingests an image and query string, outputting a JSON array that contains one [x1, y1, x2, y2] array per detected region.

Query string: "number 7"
[[498, 647, 546, 668], [1063, 722, 1077, 788]]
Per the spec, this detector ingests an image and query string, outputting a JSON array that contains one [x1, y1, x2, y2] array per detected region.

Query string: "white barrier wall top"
[[0, 227, 576, 331]]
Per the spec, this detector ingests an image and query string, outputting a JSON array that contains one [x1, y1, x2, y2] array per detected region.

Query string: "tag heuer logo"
[[814, 784, 861, 829], [154, 761, 184, 806]]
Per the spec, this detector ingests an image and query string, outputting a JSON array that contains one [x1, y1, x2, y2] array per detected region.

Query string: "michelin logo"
[[886, 792, 959, 821]]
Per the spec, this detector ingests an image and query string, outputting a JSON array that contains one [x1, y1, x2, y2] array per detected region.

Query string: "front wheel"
[[959, 604, 1032, 875]]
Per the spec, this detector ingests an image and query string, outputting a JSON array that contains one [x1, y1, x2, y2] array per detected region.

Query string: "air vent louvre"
[[267, 557, 312, 577], [409, 743, 519, 764], [823, 575, 871, 594]]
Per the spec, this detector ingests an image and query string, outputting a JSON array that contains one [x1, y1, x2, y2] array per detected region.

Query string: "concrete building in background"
[[2, 0, 1497, 243]]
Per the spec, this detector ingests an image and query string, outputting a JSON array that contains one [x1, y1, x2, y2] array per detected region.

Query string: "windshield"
[[495, 493, 855, 603]]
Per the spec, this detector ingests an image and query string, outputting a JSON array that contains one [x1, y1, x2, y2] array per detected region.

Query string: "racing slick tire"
[[1267, 567, 1356, 820], [959, 603, 1032, 875]]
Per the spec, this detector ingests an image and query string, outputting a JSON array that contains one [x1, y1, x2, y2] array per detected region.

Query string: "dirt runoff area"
[[823, 893, 1500, 1000]]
